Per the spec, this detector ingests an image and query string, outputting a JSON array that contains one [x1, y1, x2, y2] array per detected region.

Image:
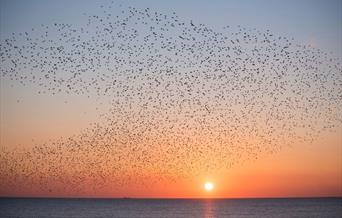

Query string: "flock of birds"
[[0, 2, 341, 194]]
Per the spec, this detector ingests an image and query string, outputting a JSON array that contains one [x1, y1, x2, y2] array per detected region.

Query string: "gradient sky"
[[0, 0, 341, 198]]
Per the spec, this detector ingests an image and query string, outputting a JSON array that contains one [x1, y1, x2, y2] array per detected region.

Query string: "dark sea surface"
[[0, 197, 341, 218]]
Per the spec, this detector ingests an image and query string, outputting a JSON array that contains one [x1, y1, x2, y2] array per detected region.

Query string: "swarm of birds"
[[0, 2, 341, 194]]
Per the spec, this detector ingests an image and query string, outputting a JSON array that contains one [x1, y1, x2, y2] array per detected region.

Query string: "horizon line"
[[1, 196, 341, 200]]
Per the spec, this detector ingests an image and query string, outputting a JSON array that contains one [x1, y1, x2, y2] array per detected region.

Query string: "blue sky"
[[1, 0, 341, 56]]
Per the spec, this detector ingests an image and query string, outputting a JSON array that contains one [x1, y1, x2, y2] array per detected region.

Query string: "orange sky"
[[1, 74, 341, 198], [1, 122, 341, 198]]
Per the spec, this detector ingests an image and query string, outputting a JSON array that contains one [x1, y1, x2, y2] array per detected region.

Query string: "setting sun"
[[204, 182, 214, 191]]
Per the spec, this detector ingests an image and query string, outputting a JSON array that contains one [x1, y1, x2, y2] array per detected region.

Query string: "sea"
[[0, 197, 341, 218]]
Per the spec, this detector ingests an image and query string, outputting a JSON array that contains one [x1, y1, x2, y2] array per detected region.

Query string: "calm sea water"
[[0, 197, 341, 218]]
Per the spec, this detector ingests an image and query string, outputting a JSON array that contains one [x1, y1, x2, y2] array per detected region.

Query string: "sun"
[[204, 182, 214, 191]]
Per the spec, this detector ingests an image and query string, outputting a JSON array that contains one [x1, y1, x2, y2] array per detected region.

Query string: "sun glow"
[[204, 182, 214, 191]]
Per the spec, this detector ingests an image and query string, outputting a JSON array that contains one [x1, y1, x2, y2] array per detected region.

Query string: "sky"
[[0, 0, 341, 198], [1, 0, 341, 55]]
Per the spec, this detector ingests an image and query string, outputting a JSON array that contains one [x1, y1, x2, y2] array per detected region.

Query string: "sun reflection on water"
[[203, 199, 215, 218]]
